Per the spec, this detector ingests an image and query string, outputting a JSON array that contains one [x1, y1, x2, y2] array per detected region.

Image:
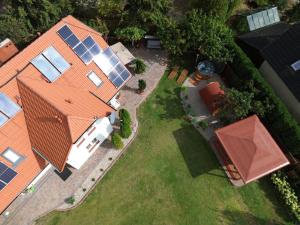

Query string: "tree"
[[154, 13, 187, 56], [0, 14, 32, 47], [287, 2, 300, 22], [183, 10, 234, 62], [115, 26, 146, 47], [218, 88, 269, 123]]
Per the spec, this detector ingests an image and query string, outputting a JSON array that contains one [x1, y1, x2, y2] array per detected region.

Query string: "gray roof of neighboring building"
[[261, 23, 300, 102]]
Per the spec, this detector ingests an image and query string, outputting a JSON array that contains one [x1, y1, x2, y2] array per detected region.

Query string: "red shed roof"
[[215, 115, 289, 184], [199, 82, 224, 114]]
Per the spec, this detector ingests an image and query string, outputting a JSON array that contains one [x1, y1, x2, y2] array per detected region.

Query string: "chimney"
[[0, 39, 19, 66]]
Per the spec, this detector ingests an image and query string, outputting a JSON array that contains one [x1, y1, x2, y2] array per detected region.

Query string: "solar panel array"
[[0, 93, 21, 127], [0, 162, 17, 191], [57, 25, 102, 64], [93, 48, 131, 88], [32, 46, 70, 82], [291, 60, 300, 71], [247, 7, 280, 31], [57, 25, 131, 88]]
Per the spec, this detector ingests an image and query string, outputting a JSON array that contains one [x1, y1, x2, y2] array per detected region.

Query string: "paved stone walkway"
[[0, 48, 167, 225], [181, 75, 244, 186]]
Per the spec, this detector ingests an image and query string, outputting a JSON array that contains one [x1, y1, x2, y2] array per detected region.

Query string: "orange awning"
[[199, 82, 224, 115]]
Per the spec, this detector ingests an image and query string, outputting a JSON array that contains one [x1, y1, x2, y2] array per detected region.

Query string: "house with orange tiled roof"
[[0, 15, 132, 213]]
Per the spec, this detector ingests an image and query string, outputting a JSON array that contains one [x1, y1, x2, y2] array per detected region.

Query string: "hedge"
[[271, 172, 300, 222], [228, 42, 300, 155], [119, 108, 131, 125], [120, 122, 132, 139], [112, 133, 124, 149]]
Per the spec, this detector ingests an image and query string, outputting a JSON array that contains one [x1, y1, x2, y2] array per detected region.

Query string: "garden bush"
[[119, 108, 131, 125], [198, 120, 209, 129], [138, 79, 147, 92], [120, 122, 132, 138], [133, 58, 147, 74], [271, 172, 300, 222], [65, 196, 75, 205], [112, 133, 124, 149], [228, 42, 300, 155]]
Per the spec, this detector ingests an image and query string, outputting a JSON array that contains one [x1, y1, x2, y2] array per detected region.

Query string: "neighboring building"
[[238, 22, 300, 123], [215, 115, 289, 185], [0, 15, 132, 213]]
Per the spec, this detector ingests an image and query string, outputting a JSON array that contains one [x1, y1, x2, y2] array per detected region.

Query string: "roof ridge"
[[16, 77, 66, 116]]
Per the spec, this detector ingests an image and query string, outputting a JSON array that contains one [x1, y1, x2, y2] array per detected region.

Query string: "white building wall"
[[67, 117, 113, 169]]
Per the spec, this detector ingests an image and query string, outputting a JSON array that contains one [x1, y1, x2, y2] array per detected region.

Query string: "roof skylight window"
[[87, 71, 103, 87]]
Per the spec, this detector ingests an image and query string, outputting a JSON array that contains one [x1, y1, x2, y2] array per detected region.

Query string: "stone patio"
[[0, 48, 167, 225], [181, 75, 244, 187]]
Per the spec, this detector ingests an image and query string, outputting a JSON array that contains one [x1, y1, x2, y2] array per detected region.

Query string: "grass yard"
[[37, 76, 293, 225]]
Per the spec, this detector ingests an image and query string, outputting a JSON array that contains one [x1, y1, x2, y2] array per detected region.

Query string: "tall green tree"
[[184, 10, 234, 62], [115, 26, 146, 46]]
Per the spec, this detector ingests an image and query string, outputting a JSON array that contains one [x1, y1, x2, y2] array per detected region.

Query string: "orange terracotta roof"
[[199, 82, 224, 114], [17, 74, 114, 171], [0, 15, 131, 212], [0, 80, 46, 214], [215, 115, 289, 184], [0, 39, 18, 66]]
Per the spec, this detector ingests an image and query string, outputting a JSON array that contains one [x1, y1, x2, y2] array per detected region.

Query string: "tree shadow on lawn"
[[154, 87, 186, 120], [256, 178, 294, 224], [173, 124, 226, 178]]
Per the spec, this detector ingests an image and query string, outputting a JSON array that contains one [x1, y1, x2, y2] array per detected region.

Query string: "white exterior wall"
[[260, 61, 300, 123], [67, 117, 113, 169]]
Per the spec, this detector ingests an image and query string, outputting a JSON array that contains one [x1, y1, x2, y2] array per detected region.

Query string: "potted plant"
[[137, 79, 146, 94]]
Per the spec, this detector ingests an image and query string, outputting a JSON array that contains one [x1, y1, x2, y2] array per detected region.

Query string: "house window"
[[76, 138, 85, 148], [87, 71, 103, 87], [86, 144, 92, 149], [88, 127, 96, 136], [92, 138, 98, 144], [1, 148, 24, 166]]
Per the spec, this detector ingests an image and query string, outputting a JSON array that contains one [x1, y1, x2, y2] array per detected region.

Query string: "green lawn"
[[37, 76, 292, 225]]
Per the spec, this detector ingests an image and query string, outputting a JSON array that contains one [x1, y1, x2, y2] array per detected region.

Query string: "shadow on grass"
[[257, 178, 294, 224], [220, 209, 284, 225], [173, 124, 223, 177], [154, 87, 185, 120]]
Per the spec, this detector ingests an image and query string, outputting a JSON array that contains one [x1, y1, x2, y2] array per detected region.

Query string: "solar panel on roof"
[[291, 60, 300, 71], [247, 16, 255, 31], [83, 36, 96, 49], [0, 112, 8, 127], [247, 7, 280, 31], [103, 47, 113, 58], [0, 93, 21, 118], [74, 43, 88, 57], [57, 25, 73, 40], [65, 34, 80, 48], [0, 168, 17, 184], [108, 70, 118, 81], [32, 54, 60, 82], [81, 51, 93, 64], [0, 180, 6, 190], [0, 162, 8, 175], [120, 69, 130, 81], [90, 44, 101, 56], [112, 76, 124, 87], [115, 63, 125, 74], [43, 46, 70, 73]]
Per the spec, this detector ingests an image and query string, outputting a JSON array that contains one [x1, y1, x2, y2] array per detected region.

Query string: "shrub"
[[133, 58, 146, 74], [112, 133, 124, 149], [228, 42, 300, 155], [198, 120, 209, 129], [138, 79, 147, 92], [271, 172, 300, 222], [65, 196, 75, 205], [119, 108, 131, 125], [120, 122, 132, 138]]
